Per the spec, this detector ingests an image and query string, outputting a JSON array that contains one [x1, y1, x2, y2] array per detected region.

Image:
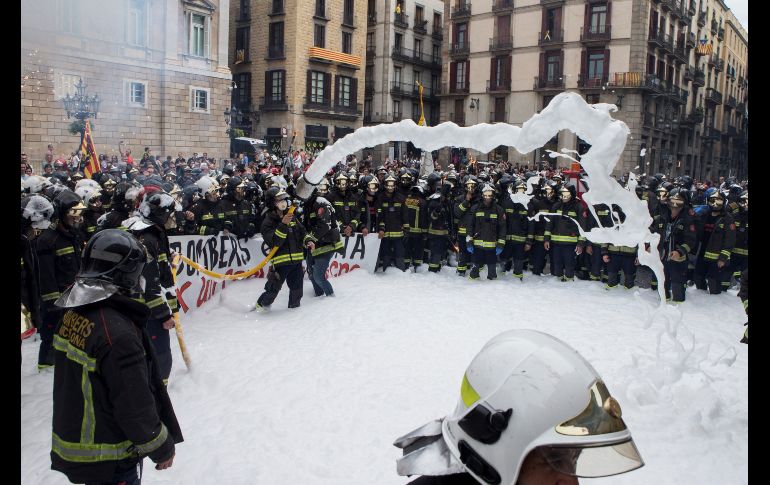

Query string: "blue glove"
[[495, 247, 503, 256], [467, 245, 474, 254]]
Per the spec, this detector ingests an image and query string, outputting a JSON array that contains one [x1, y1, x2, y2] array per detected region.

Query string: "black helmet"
[[559, 183, 577, 202], [226, 175, 245, 195], [140, 192, 177, 226], [498, 174, 513, 193], [426, 172, 441, 189], [182, 185, 202, 208], [667, 187, 690, 208], [222, 164, 235, 177], [53, 189, 87, 222], [477, 171, 491, 183], [645, 175, 660, 192], [264, 186, 289, 208], [79, 229, 147, 291]]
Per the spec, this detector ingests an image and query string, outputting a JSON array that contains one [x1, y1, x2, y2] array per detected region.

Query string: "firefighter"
[[96, 182, 141, 232], [189, 176, 225, 235], [660, 188, 698, 302], [544, 184, 586, 281], [604, 206, 638, 290], [326, 172, 360, 237], [79, 186, 105, 239], [21, 195, 55, 352], [303, 192, 343, 297], [398, 168, 414, 198], [527, 180, 557, 276], [454, 176, 479, 276], [404, 182, 428, 270], [99, 174, 117, 212], [585, 203, 613, 283], [357, 175, 380, 235], [694, 190, 736, 294], [376, 174, 408, 272], [426, 182, 453, 273], [503, 179, 532, 280], [35, 190, 86, 369], [221, 176, 257, 239], [466, 184, 506, 280], [730, 191, 748, 286]]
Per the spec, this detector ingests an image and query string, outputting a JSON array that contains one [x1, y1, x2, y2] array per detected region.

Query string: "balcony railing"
[[578, 73, 608, 88], [710, 19, 718, 35], [394, 12, 408, 29], [534, 75, 565, 90], [391, 46, 441, 66], [489, 35, 513, 51], [607, 71, 644, 88], [580, 24, 611, 42], [714, 58, 724, 72], [486, 78, 512, 92], [368, 12, 377, 26], [673, 42, 687, 62], [693, 69, 705, 86], [687, 32, 696, 48], [727, 124, 738, 137], [390, 81, 436, 98], [683, 65, 694, 81], [687, 108, 704, 124], [303, 97, 362, 117], [642, 112, 654, 127], [259, 96, 288, 111], [449, 43, 470, 56], [697, 11, 706, 27], [448, 112, 466, 125], [432, 27, 443, 40], [414, 19, 428, 34], [725, 95, 736, 110], [539, 29, 564, 45], [442, 82, 469, 95], [267, 44, 285, 59], [703, 126, 721, 140], [718, 27, 724, 41], [365, 80, 375, 94], [705, 88, 722, 105], [492, 0, 514, 12], [489, 111, 508, 123], [451, 3, 472, 19]]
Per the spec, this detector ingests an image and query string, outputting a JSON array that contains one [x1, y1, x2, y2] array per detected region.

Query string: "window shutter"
[[581, 49, 587, 80], [606, 1, 612, 29], [555, 7, 562, 33], [307, 70, 312, 103], [187, 11, 192, 54], [490, 58, 496, 87], [541, 8, 547, 36], [604, 49, 611, 82], [266, 70, 272, 100], [245, 72, 252, 106], [324, 72, 332, 105], [539, 52, 545, 82], [504, 56, 511, 84], [351, 78, 358, 106], [583, 3, 589, 34], [205, 15, 211, 58], [335, 74, 341, 106], [559, 51, 564, 82], [281, 69, 286, 101], [450, 62, 457, 91], [465, 60, 470, 91]]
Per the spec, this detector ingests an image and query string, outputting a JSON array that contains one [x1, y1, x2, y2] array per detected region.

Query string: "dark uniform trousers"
[[456, 236, 470, 274], [428, 236, 448, 272], [379, 237, 406, 271], [85, 461, 143, 485], [147, 319, 172, 381], [607, 253, 637, 289], [470, 249, 498, 280], [588, 244, 606, 281], [405, 234, 425, 268], [551, 244, 577, 280], [695, 257, 729, 294], [502, 242, 526, 278], [664, 259, 688, 302], [258, 263, 304, 308], [530, 242, 549, 275]]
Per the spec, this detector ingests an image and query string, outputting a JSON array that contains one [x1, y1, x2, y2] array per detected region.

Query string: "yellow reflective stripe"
[[272, 252, 305, 264], [680, 244, 691, 254], [720, 250, 732, 257], [274, 229, 287, 239], [475, 212, 484, 216], [217, 214, 225, 219], [394, 203, 402, 207], [385, 231, 404, 237], [56, 246, 75, 256], [551, 235, 579, 243], [505, 208, 514, 213], [198, 227, 207, 235], [534, 235, 545, 241], [225, 211, 238, 215], [544, 231, 552, 236], [166, 298, 178, 310], [81, 364, 95, 443], [86, 226, 96, 234], [507, 235, 527, 242], [597, 210, 609, 215], [490, 214, 498, 219], [428, 228, 448, 235], [134, 424, 168, 455], [53, 335, 97, 371], [146, 297, 166, 309], [458, 228, 467, 234], [474, 241, 498, 248], [131, 296, 146, 303], [43, 292, 62, 301], [461, 373, 481, 408], [157, 253, 168, 262], [567, 211, 577, 217], [312, 240, 344, 256], [732, 247, 748, 256], [201, 214, 213, 220], [608, 244, 636, 252], [704, 251, 720, 260], [743, 299, 748, 310], [497, 239, 505, 245], [52, 433, 135, 463]]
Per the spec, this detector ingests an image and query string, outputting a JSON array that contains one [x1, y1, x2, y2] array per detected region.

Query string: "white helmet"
[[75, 185, 102, 206], [23, 175, 53, 195], [21, 195, 55, 230], [195, 176, 220, 195], [75, 178, 101, 192], [395, 330, 643, 485]]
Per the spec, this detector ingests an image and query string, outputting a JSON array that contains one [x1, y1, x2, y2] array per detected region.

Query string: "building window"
[[414, 38, 422, 55], [433, 12, 441, 31], [314, 24, 325, 48], [546, 52, 560, 81], [414, 70, 422, 84], [124, 80, 147, 107], [394, 67, 402, 84], [456, 22, 468, 47], [364, 100, 372, 118], [311, 71, 326, 104], [54, 73, 81, 100], [269, 22, 284, 57], [432, 43, 440, 61], [235, 72, 252, 108], [456, 61, 467, 90], [343, 0, 354, 25], [338, 76, 352, 107], [57, 0, 79, 34], [587, 50, 605, 79], [239, 0, 250, 20], [271, 0, 284, 14], [366, 32, 375, 51], [315, 0, 326, 17], [589, 3, 607, 34], [188, 12, 210, 58], [190, 87, 210, 113], [127, 0, 147, 46], [267, 70, 283, 102], [394, 100, 402, 118], [236, 27, 250, 62], [412, 102, 420, 121], [342, 32, 353, 54], [431, 74, 439, 93], [415, 5, 424, 23]]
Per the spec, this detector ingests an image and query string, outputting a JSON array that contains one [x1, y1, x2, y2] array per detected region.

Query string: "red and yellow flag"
[[81, 120, 100, 179], [416, 80, 426, 126]]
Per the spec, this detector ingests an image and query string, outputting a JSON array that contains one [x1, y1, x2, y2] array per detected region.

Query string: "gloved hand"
[[466, 236, 472, 244], [467, 245, 474, 254], [495, 247, 502, 256]]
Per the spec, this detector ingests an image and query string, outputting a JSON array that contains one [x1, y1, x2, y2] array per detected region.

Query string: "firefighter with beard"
[[730, 191, 748, 286], [100, 174, 117, 212], [504, 179, 532, 280], [376, 174, 408, 272], [327, 172, 360, 238], [694, 190, 736, 294], [357, 175, 380, 235], [544, 184, 585, 282], [123, 191, 180, 383], [221, 176, 257, 239], [660, 187, 697, 302], [21, 196, 55, 352], [35, 190, 86, 369], [96, 182, 140, 232], [603, 206, 639, 290], [527, 180, 558, 276], [398, 169, 414, 198], [585, 203, 613, 283], [466, 184, 506, 280], [304, 191, 343, 297], [404, 182, 428, 271], [255, 187, 307, 310], [426, 182, 453, 273], [190, 176, 226, 235], [454, 176, 479, 276]]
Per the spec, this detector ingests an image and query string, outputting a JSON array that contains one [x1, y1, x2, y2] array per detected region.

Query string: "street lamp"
[[62, 78, 100, 120]]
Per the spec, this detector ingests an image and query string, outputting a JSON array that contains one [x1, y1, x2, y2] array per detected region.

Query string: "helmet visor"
[[536, 440, 644, 478]]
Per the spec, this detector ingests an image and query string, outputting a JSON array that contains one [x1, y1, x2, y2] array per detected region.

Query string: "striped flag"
[[81, 120, 100, 179], [416, 80, 426, 126], [696, 39, 713, 55]]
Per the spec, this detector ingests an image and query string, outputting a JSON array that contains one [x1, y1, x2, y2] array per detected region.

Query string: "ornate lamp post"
[[61, 79, 101, 147]]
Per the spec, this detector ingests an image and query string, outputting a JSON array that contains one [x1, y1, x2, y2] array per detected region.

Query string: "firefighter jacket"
[[544, 198, 586, 248], [261, 210, 307, 267], [356, 192, 378, 233], [99, 191, 113, 212], [502, 197, 531, 244], [36, 224, 84, 313], [130, 225, 178, 320], [698, 209, 736, 264], [426, 194, 451, 237], [404, 194, 428, 235], [454, 194, 480, 238], [96, 209, 130, 232], [526, 196, 555, 244], [326, 188, 360, 231], [660, 208, 697, 262], [732, 210, 748, 258], [376, 191, 408, 238], [189, 198, 225, 235], [584, 203, 613, 251], [51, 294, 182, 484], [467, 201, 506, 250], [303, 198, 343, 257], [21, 236, 43, 328], [220, 195, 256, 238], [83, 208, 104, 239]]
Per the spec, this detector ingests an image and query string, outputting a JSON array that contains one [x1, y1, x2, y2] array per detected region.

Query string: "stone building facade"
[[229, 0, 366, 157], [21, 0, 232, 168]]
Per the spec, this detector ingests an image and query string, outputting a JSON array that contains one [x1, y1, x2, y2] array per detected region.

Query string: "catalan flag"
[[81, 120, 100, 179], [416, 80, 426, 126], [696, 39, 713, 55]]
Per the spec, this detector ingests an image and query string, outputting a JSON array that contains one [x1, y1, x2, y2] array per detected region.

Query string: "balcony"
[[693, 68, 705, 86], [688, 0, 696, 16], [432, 27, 443, 40], [449, 42, 470, 58], [578, 73, 608, 89], [710, 19, 718, 36], [714, 58, 724, 72], [486, 78, 512, 93], [303, 97, 362, 120], [538, 29, 564, 46], [451, 3, 472, 20], [580, 24, 611, 44], [737, 101, 745, 112], [687, 32, 696, 49], [366, 45, 376, 59], [717, 27, 724, 41], [673, 42, 687, 63], [642, 112, 654, 128], [365, 80, 375, 95], [678, 3, 691, 25], [669, 85, 688, 105], [648, 30, 673, 52], [727, 124, 738, 137], [541, 0, 565, 4], [489, 111, 508, 123], [489, 35, 513, 52], [697, 11, 706, 28], [267, 44, 285, 59], [705, 88, 722, 105], [607, 71, 645, 88], [725, 95, 736, 110], [259, 96, 288, 112], [534, 75, 565, 91], [414, 19, 428, 35], [390, 81, 436, 99], [703, 126, 721, 140], [641, 74, 666, 94], [492, 0, 514, 12], [394, 12, 408, 29], [683, 65, 694, 81], [368, 12, 377, 26], [687, 108, 704, 124], [391, 46, 441, 68], [448, 112, 466, 126], [441, 82, 469, 96]]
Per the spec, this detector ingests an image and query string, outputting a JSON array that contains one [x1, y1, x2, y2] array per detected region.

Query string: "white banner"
[[168, 233, 381, 315]]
